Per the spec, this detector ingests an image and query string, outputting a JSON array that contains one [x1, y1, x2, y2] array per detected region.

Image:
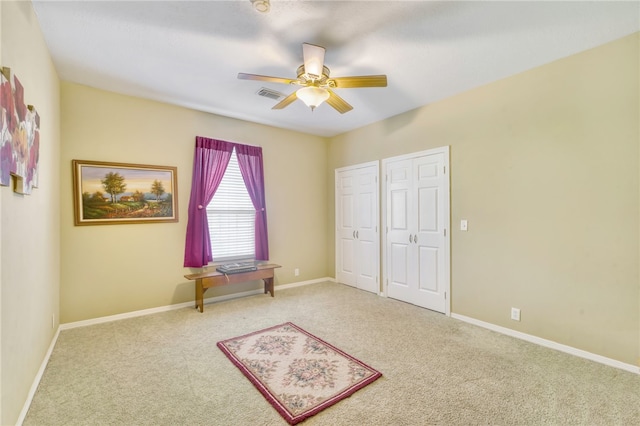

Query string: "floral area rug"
[[217, 322, 382, 425]]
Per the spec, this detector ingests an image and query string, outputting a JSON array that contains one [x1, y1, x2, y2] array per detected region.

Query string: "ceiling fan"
[[238, 43, 387, 114]]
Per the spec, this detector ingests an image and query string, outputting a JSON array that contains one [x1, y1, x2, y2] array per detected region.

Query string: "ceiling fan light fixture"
[[238, 42, 386, 114], [296, 86, 330, 111], [250, 0, 270, 13]]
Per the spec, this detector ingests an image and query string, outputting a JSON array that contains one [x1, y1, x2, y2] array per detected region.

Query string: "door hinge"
[[385, 174, 388, 182], [443, 166, 446, 174], [444, 228, 447, 236], [444, 291, 447, 300]]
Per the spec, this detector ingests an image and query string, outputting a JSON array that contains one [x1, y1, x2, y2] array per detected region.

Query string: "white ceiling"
[[32, 1, 640, 137]]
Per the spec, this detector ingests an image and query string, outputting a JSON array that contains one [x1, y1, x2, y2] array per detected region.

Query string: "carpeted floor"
[[24, 281, 640, 425]]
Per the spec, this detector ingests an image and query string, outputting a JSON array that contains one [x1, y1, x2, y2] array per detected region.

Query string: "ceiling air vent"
[[257, 87, 285, 101]]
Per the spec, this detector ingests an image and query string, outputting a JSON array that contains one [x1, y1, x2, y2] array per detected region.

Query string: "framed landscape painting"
[[72, 160, 178, 226]]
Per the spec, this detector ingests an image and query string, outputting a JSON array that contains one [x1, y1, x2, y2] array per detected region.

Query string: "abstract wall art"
[[0, 67, 40, 194]]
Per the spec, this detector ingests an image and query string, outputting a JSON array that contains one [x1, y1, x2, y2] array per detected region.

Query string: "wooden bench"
[[184, 264, 281, 312]]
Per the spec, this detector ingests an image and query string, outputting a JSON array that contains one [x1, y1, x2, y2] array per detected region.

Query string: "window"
[[184, 137, 268, 268], [206, 149, 255, 261]]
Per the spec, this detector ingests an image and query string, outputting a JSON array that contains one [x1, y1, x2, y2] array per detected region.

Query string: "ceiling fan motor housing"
[[296, 65, 332, 86]]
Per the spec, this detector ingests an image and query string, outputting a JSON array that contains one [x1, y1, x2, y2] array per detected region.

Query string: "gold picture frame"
[[72, 160, 178, 226]]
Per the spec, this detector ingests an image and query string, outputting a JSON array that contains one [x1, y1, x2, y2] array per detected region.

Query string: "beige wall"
[[60, 82, 329, 323], [328, 33, 640, 366], [1, 1, 61, 424]]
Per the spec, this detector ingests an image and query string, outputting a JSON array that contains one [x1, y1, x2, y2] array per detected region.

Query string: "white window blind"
[[206, 150, 255, 261]]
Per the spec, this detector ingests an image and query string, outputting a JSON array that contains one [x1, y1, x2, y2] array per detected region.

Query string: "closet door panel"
[[354, 164, 379, 293], [389, 241, 410, 292], [336, 162, 379, 293], [336, 170, 357, 286], [384, 148, 449, 314], [386, 158, 415, 300], [418, 246, 439, 292]]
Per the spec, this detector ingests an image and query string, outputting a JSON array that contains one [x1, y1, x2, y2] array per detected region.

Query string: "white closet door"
[[384, 147, 450, 314], [336, 169, 357, 287], [335, 162, 380, 294], [414, 153, 448, 312], [354, 166, 379, 293], [386, 158, 414, 302]]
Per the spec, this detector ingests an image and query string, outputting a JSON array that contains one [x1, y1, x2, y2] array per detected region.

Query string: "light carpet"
[[23, 282, 640, 425]]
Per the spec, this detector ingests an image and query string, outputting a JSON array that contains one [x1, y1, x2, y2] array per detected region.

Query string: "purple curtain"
[[236, 144, 269, 260], [183, 137, 234, 267]]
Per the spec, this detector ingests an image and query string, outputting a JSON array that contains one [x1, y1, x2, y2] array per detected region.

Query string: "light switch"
[[460, 219, 468, 231]]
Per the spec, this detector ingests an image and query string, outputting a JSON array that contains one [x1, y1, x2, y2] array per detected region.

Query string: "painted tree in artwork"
[[132, 189, 145, 202], [101, 172, 126, 203], [150, 179, 165, 201]]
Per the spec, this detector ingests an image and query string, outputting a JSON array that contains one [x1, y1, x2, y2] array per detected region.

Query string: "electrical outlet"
[[460, 219, 468, 231], [511, 307, 521, 321], [294, 268, 300, 276]]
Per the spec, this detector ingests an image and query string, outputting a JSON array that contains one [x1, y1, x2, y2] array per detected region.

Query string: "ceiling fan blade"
[[325, 89, 353, 114], [329, 75, 388, 88], [271, 91, 298, 110], [238, 73, 295, 85], [302, 43, 325, 78]]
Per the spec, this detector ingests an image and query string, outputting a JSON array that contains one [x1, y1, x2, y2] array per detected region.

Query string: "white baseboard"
[[274, 276, 335, 290], [451, 313, 640, 375], [17, 326, 61, 426], [59, 277, 332, 330]]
